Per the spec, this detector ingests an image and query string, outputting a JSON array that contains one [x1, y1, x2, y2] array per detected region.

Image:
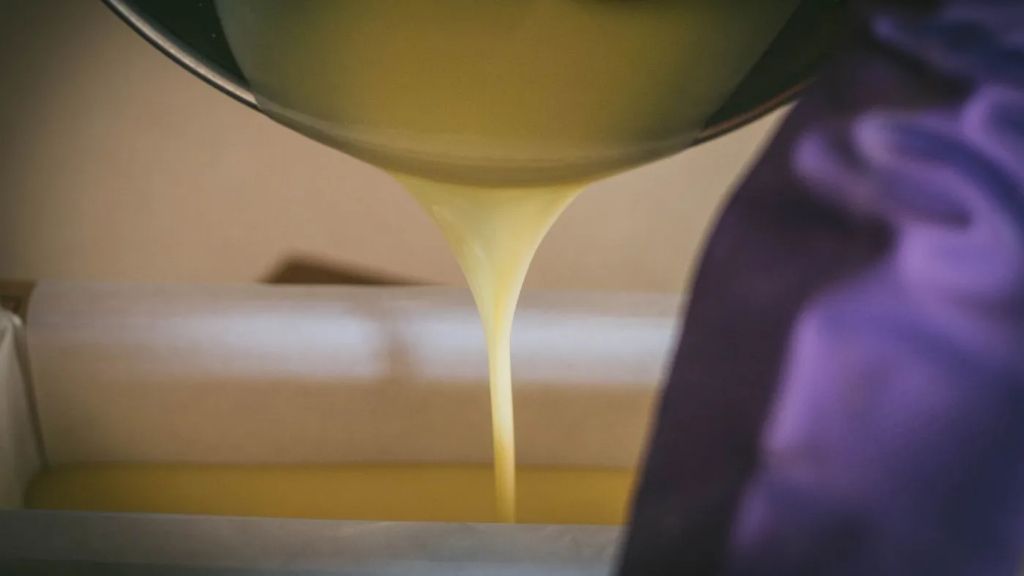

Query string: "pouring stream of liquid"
[[398, 175, 581, 520]]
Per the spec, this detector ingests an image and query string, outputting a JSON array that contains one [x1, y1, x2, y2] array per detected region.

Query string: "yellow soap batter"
[[28, 464, 635, 525], [399, 175, 582, 520]]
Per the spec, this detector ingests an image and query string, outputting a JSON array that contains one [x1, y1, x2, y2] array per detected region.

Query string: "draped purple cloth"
[[618, 1, 1024, 574]]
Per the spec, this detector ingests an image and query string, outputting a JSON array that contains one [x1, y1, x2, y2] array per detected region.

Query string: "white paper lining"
[[25, 282, 680, 469], [0, 310, 42, 508]]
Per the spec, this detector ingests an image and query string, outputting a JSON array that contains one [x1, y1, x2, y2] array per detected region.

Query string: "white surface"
[[27, 282, 679, 468], [0, 310, 42, 509]]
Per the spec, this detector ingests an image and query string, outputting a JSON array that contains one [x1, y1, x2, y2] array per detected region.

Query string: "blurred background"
[[0, 0, 786, 293]]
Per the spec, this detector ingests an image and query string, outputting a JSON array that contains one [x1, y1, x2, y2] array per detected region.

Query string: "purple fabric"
[[619, 1, 1024, 574], [730, 5, 1024, 574]]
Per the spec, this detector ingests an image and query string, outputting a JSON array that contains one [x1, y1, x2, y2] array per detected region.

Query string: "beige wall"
[[0, 0, 785, 293]]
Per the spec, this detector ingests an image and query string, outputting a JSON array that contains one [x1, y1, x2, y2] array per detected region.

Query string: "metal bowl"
[[103, 0, 847, 145]]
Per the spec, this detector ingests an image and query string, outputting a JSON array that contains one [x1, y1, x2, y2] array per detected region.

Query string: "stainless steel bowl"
[[103, 0, 847, 146]]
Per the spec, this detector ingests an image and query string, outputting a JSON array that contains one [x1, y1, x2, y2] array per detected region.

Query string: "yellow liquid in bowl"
[[216, 0, 798, 186]]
